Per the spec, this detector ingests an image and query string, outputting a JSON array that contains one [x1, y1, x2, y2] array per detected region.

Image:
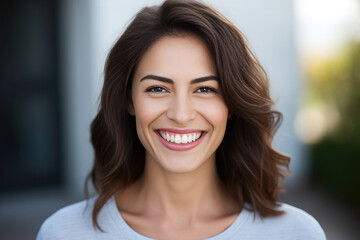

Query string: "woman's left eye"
[[195, 87, 217, 93]]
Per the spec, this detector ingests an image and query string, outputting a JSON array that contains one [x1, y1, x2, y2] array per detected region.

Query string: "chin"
[[163, 165, 199, 174], [155, 154, 212, 174]]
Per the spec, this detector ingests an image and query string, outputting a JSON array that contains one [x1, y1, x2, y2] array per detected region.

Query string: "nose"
[[166, 92, 196, 125]]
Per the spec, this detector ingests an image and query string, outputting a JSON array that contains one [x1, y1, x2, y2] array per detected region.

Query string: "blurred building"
[[0, 0, 62, 193]]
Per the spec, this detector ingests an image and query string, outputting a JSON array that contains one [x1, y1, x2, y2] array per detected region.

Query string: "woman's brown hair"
[[88, 0, 290, 229]]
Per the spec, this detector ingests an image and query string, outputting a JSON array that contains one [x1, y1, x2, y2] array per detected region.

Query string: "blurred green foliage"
[[307, 41, 360, 207]]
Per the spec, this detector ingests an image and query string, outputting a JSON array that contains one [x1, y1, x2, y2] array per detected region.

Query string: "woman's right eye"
[[146, 86, 167, 93]]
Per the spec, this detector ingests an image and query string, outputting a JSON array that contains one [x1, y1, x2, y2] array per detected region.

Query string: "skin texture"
[[116, 35, 240, 240]]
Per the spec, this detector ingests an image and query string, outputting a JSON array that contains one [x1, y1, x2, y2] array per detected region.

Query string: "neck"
[[135, 154, 229, 219]]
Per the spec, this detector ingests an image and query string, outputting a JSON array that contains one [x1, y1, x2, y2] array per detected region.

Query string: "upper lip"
[[155, 128, 205, 134]]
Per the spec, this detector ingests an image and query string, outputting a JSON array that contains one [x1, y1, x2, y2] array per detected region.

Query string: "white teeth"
[[181, 135, 187, 143], [159, 131, 202, 144], [175, 134, 181, 144], [188, 134, 192, 143]]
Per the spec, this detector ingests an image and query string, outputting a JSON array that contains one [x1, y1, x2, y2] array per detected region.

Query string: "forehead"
[[133, 35, 216, 82]]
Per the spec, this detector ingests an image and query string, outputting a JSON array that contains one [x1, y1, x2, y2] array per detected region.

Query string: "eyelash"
[[145, 86, 218, 94], [145, 86, 168, 93], [195, 86, 217, 93]]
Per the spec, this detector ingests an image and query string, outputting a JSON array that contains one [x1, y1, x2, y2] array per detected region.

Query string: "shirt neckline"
[[105, 196, 251, 239]]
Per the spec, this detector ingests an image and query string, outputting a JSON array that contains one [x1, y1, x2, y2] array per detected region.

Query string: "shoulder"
[[273, 204, 325, 234], [244, 203, 326, 240], [36, 198, 97, 240]]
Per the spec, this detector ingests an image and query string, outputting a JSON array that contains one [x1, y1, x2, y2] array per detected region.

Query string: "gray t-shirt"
[[36, 196, 326, 239]]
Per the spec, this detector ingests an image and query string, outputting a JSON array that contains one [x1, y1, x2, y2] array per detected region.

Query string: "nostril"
[[167, 105, 196, 123]]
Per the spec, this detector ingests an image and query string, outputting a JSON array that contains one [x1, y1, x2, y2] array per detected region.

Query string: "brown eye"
[[195, 87, 217, 93], [146, 86, 167, 93]]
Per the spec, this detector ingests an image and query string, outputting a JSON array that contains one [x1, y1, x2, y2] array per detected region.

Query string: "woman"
[[37, 0, 326, 239]]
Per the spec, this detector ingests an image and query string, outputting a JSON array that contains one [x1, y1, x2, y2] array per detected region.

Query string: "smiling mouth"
[[157, 130, 204, 144]]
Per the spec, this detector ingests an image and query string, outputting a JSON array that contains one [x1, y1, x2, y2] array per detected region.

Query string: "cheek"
[[133, 100, 157, 151], [197, 100, 229, 130], [132, 97, 167, 137]]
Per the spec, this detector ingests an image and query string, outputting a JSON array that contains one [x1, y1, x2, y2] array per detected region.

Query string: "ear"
[[128, 102, 135, 116]]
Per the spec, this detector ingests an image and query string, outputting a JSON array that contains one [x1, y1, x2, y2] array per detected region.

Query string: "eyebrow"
[[140, 74, 218, 84]]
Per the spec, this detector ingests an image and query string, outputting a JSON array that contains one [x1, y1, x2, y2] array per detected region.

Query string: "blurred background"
[[0, 0, 359, 239]]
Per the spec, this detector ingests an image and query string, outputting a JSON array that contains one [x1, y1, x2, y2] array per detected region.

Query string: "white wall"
[[60, 0, 305, 198]]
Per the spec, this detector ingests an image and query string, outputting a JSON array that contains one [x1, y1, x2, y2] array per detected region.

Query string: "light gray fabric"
[[37, 196, 326, 240]]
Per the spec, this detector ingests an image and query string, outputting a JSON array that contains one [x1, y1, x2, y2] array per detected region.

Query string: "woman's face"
[[131, 35, 228, 173]]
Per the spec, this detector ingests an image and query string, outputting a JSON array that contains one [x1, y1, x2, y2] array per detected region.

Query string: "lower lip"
[[155, 131, 207, 151]]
